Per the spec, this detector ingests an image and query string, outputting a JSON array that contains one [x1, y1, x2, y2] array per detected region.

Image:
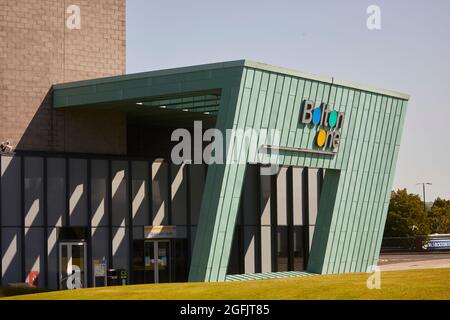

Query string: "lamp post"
[[417, 182, 432, 212]]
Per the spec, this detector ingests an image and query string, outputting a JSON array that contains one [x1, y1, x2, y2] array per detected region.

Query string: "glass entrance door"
[[144, 240, 171, 283], [59, 242, 87, 290]]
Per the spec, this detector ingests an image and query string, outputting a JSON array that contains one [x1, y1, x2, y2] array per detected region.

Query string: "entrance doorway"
[[59, 242, 87, 289], [144, 240, 171, 283]]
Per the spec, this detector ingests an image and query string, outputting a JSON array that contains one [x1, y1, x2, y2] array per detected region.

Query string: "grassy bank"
[[3, 268, 450, 300]]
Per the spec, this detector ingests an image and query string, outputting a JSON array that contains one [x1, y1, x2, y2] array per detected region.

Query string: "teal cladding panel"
[[189, 65, 408, 281], [52, 60, 408, 281]]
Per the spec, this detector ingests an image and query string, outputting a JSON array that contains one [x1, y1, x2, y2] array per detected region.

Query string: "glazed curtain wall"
[[0, 153, 206, 289], [227, 165, 324, 275], [0, 152, 325, 288]]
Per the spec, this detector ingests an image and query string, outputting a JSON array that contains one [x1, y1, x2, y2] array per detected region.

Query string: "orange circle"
[[317, 130, 327, 147]]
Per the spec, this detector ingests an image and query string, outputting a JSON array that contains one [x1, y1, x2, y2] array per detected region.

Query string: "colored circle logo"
[[328, 111, 338, 127], [312, 108, 321, 125], [316, 129, 327, 147]]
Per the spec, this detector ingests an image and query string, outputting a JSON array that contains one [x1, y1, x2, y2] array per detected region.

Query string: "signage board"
[[300, 100, 345, 152], [423, 239, 450, 250], [94, 259, 107, 277], [93, 257, 107, 287], [144, 225, 176, 239]]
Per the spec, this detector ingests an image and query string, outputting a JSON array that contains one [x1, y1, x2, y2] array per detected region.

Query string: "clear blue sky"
[[126, 0, 450, 201]]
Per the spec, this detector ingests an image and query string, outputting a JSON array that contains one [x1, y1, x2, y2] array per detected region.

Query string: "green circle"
[[328, 111, 338, 127]]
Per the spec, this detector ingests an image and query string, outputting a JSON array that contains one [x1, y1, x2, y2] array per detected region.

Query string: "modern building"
[[0, 1, 408, 290]]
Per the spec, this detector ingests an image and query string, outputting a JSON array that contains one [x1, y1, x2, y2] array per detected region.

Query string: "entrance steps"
[[225, 271, 316, 282]]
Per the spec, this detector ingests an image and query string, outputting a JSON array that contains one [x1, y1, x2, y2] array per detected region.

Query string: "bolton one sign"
[[301, 100, 345, 152]]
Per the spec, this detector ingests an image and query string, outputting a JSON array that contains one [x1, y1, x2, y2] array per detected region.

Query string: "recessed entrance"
[[144, 240, 172, 283], [59, 242, 87, 289]]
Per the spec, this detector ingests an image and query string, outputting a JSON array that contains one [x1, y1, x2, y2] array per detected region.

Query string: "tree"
[[429, 197, 450, 234], [384, 189, 431, 237]]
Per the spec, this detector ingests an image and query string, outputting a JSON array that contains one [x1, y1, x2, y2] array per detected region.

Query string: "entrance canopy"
[[53, 61, 246, 128]]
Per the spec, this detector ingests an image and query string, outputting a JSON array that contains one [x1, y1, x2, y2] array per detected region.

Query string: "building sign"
[[422, 238, 450, 250], [144, 225, 176, 239], [300, 100, 345, 152]]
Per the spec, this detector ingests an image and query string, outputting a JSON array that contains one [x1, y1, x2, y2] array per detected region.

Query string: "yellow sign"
[[144, 225, 176, 239]]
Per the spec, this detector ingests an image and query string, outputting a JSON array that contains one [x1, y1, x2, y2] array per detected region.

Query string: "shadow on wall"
[[12, 87, 127, 155], [0, 83, 128, 288], [0, 153, 197, 289]]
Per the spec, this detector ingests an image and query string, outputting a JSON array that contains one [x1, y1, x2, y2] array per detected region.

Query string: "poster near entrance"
[[93, 258, 107, 287]]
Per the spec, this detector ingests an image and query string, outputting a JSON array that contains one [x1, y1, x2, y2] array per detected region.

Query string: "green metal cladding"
[[53, 60, 409, 282]]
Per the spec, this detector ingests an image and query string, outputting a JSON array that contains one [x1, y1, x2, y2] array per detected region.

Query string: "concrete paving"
[[378, 252, 450, 271]]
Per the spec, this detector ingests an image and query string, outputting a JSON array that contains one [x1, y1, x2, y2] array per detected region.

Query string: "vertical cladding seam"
[[288, 80, 307, 166], [332, 92, 367, 273], [366, 98, 397, 265], [343, 92, 377, 272], [189, 70, 246, 281], [217, 70, 267, 275], [213, 71, 262, 278], [345, 93, 379, 271], [342, 95, 386, 272], [214, 70, 263, 278], [326, 90, 364, 272], [205, 71, 253, 281], [358, 97, 393, 269], [338, 91, 371, 272], [368, 99, 404, 266], [321, 88, 356, 271]]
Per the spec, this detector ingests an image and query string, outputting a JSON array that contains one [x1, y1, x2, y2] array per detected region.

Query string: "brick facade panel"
[[0, 0, 126, 154]]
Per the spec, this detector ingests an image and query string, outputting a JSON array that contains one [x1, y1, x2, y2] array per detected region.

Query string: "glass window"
[[171, 164, 187, 225], [152, 160, 168, 225], [243, 165, 258, 225], [132, 240, 144, 284], [131, 161, 150, 226], [227, 226, 241, 275], [260, 173, 272, 226], [277, 226, 289, 272], [277, 167, 288, 226], [292, 167, 304, 226], [293, 226, 305, 271], [174, 239, 189, 282], [111, 161, 129, 226], [69, 159, 88, 225]]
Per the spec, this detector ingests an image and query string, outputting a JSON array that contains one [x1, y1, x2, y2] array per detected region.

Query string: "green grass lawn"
[[3, 268, 450, 300]]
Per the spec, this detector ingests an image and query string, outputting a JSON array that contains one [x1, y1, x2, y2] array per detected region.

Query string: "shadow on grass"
[[0, 286, 51, 298]]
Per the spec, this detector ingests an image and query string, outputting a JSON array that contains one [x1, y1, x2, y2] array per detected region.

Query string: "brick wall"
[[0, 0, 126, 154]]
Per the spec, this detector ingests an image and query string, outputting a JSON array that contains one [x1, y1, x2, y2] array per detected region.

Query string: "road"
[[378, 252, 450, 271]]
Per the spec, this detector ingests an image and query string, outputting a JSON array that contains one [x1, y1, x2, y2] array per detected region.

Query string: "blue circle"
[[312, 108, 321, 125]]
